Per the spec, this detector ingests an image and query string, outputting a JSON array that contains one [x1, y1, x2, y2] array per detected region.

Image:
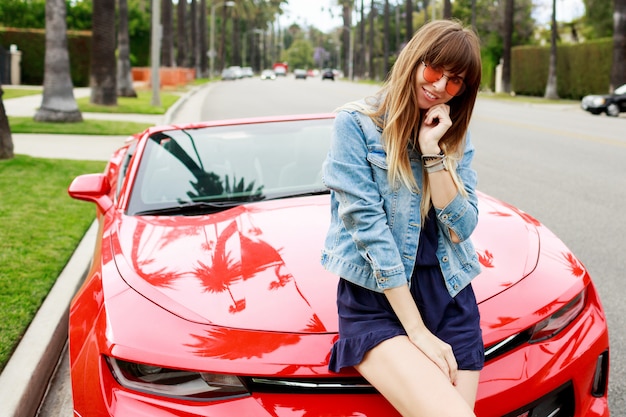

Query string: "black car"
[[581, 84, 626, 116], [322, 68, 335, 81]]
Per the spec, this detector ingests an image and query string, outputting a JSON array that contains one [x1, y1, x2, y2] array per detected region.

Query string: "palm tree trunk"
[[405, 0, 413, 41], [117, 0, 137, 97], [443, 0, 452, 19], [383, 0, 390, 77], [502, 0, 514, 93], [341, 1, 352, 79], [90, 0, 117, 105], [368, 0, 375, 80], [176, 0, 187, 67], [200, 0, 208, 76], [611, 0, 626, 90], [35, 0, 82, 122], [544, 0, 559, 99], [161, 0, 174, 67], [191, 0, 200, 75], [0, 86, 13, 160]]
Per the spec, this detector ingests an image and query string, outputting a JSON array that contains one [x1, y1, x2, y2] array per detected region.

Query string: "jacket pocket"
[[366, 146, 394, 196]]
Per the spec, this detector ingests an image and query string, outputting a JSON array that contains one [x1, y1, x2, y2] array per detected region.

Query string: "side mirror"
[[68, 173, 113, 212]]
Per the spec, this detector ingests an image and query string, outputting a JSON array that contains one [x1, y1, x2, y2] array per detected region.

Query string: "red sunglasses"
[[422, 62, 466, 96]]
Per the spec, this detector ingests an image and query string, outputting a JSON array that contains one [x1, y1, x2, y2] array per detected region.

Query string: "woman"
[[320, 20, 483, 416]]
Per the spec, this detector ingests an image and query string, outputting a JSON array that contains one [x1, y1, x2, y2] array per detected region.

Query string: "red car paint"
[[68, 114, 609, 416]]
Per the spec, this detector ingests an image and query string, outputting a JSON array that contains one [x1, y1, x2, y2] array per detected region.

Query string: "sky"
[[280, 0, 586, 33]]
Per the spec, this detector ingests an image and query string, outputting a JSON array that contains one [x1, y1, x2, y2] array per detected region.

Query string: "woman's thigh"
[[355, 335, 476, 417]]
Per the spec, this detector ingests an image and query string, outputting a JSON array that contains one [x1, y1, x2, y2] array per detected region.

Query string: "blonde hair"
[[343, 20, 481, 222]]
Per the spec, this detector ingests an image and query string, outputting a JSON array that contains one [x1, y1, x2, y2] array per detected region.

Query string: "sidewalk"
[[0, 84, 211, 417]]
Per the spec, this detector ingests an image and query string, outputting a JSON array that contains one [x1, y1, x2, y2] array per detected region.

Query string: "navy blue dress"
[[329, 209, 484, 373]]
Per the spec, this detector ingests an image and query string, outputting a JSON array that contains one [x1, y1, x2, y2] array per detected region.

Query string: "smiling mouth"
[[423, 88, 438, 100]]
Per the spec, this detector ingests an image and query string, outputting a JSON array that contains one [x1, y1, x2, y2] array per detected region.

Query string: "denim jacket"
[[320, 109, 481, 298]]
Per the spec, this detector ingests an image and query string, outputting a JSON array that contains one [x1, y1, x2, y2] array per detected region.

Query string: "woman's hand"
[[407, 328, 459, 385], [383, 285, 458, 384], [419, 104, 452, 154]]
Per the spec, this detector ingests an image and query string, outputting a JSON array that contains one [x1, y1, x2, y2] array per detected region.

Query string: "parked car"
[[228, 66, 244, 79], [241, 67, 254, 78], [220, 68, 236, 81], [294, 69, 307, 79], [260, 69, 276, 80], [581, 83, 626, 116], [68, 114, 610, 417], [322, 68, 335, 81]]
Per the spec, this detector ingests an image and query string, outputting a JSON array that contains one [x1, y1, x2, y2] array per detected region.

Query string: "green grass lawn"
[[0, 155, 106, 372], [2, 88, 42, 100], [8, 117, 154, 135], [0, 84, 205, 373], [5, 87, 186, 135]]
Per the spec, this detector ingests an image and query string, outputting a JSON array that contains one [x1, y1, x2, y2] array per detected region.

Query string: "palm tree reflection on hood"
[[186, 326, 301, 360]]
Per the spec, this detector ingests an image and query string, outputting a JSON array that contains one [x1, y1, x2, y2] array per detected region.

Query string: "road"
[[39, 75, 624, 416]]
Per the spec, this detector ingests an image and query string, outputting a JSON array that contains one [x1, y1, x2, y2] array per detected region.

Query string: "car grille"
[[502, 382, 574, 417]]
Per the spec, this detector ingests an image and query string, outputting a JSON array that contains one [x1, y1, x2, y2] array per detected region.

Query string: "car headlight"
[[529, 289, 586, 343], [591, 97, 606, 106], [106, 357, 250, 401]]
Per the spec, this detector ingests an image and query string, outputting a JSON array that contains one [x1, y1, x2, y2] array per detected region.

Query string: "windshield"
[[615, 84, 626, 95], [126, 119, 332, 215]]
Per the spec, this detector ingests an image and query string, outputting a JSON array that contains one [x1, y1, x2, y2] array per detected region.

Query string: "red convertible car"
[[68, 114, 610, 416]]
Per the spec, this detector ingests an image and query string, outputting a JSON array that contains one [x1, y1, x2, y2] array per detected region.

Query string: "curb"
[[0, 221, 97, 417], [163, 83, 213, 125]]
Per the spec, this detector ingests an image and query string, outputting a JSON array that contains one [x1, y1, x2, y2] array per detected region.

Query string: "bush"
[[0, 27, 92, 86]]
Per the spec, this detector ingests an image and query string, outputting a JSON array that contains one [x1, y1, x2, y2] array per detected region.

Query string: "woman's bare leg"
[[355, 336, 476, 417], [455, 370, 480, 408]]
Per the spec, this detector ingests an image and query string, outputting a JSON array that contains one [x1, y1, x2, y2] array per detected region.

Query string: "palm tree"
[[199, 0, 208, 76], [191, 0, 199, 74], [383, 0, 390, 76], [0, 86, 13, 160], [544, 0, 559, 99], [611, 0, 626, 90], [91, 0, 117, 105], [161, 0, 174, 67], [176, 0, 187, 67], [368, 0, 375, 79], [405, 0, 412, 41], [502, 0, 514, 93], [117, 0, 137, 97], [443, 0, 452, 19], [34, 0, 82, 122], [339, 0, 353, 78]]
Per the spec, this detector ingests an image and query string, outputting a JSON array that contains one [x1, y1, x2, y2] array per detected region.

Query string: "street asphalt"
[[0, 83, 210, 417]]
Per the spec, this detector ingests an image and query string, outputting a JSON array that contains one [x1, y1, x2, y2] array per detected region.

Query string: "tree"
[[611, 0, 626, 90], [368, 0, 375, 79], [91, 0, 117, 105], [117, 0, 137, 97], [544, 0, 559, 99], [582, 0, 613, 38], [0, 86, 14, 160], [281, 38, 314, 69], [34, 0, 82, 122], [443, 0, 452, 19], [339, 0, 353, 79], [176, 0, 187, 67], [501, 0, 514, 93], [405, 0, 413, 41], [161, 0, 174, 67], [199, 0, 208, 76], [384, 0, 390, 76]]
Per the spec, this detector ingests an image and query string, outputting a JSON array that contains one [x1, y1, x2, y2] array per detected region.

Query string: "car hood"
[[111, 193, 539, 334]]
